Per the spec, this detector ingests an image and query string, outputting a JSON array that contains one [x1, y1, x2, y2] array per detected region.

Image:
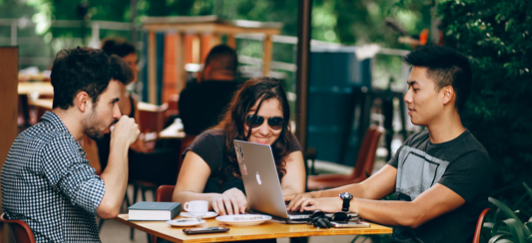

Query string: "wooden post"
[[148, 31, 156, 104], [262, 35, 273, 76], [295, 0, 313, 154], [175, 32, 186, 94], [200, 33, 213, 64], [0, 47, 19, 243], [212, 34, 221, 47], [226, 34, 236, 48]]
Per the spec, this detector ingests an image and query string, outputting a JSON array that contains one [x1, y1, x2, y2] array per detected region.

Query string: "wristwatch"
[[339, 192, 353, 212]]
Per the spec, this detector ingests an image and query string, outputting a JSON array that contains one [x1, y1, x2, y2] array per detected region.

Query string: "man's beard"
[[83, 108, 108, 140]]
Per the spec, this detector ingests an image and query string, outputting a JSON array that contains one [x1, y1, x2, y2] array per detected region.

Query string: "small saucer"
[[167, 218, 206, 227], [180, 211, 218, 219]]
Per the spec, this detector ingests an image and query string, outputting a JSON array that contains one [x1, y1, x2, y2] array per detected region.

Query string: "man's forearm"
[[317, 183, 368, 198], [351, 198, 421, 228], [98, 142, 129, 216]]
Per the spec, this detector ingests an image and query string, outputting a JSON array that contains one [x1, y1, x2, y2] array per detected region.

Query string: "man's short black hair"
[[204, 44, 238, 76], [404, 46, 472, 113], [51, 47, 112, 109], [101, 38, 136, 58], [109, 54, 134, 85]]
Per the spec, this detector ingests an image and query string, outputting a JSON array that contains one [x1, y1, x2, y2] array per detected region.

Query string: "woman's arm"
[[172, 151, 248, 215], [172, 151, 219, 206], [280, 150, 306, 195]]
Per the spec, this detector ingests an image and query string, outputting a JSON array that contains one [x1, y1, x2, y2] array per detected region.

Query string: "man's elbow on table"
[[97, 200, 120, 219]]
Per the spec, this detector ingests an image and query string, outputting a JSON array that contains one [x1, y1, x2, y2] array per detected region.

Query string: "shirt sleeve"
[[288, 133, 302, 153], [41, 134, 105, 215], [183, 130, 223, 172], [387, 133, 416, 168], [437, 151, 493, 203]]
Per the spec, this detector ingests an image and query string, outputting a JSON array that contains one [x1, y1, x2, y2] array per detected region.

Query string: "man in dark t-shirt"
[[285, 46, 493, 243], [178, 44, 239, 135]]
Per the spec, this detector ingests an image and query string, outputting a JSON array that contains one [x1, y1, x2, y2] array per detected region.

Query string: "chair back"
[[156, 185, 176, 203], [473, 208, 491, 243], [137, 102, 169, 134], [152, 185, 176, 243], [0, 213, 36, 243], [165, 94, 179, 120], [351, 126, 383, 182]]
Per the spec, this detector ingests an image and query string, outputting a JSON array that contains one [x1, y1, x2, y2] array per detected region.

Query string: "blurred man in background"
[[178, 44, 240, 136]]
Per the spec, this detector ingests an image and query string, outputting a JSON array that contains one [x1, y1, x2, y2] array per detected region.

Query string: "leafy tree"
[[437, 0, 532, 200]]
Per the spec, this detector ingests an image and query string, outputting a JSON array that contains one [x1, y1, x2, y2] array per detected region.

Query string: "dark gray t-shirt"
[[184, 129, 301, 194], [387, 129, 493, 243]]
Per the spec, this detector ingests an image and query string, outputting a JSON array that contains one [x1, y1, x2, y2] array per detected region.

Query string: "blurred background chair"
[[152, 185, 175, 243], [0, 213, 36, 243], [306, 126, 383, 190]]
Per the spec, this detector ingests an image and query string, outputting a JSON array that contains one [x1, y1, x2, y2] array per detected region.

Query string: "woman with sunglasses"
[[172, 77, 306, 217]]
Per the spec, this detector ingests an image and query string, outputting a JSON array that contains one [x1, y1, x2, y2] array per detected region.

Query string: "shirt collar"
[[40, 111, 86, 156]]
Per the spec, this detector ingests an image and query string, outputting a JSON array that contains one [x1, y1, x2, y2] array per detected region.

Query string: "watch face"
[[340, 192, 353, 200]]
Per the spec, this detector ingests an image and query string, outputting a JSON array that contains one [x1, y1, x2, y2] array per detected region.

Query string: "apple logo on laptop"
[[255, 172, 262, 185]]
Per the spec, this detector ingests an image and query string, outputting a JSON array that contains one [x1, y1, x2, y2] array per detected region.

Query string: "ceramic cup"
[[184, 200, 208, 216]]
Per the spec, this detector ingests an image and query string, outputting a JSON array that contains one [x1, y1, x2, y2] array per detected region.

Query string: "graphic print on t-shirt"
[[395, 146, 450, 201]]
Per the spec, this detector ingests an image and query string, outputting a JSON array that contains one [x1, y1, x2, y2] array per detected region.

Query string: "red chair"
[[0, 213, 36, 243], [307, 126, 383, 190], [473, 208, 491, 243], [152, 185, 176, 243]]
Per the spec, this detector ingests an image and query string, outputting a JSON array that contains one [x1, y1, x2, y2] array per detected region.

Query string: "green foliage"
[[436, 0, 532, 201], [485, 183, 532, 243]]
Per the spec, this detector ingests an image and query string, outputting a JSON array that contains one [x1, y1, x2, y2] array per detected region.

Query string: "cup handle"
[[184, 202, 190, 211]]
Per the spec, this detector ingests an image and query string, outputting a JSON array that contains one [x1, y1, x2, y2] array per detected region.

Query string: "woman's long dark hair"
[[216, 77, 293, 181]]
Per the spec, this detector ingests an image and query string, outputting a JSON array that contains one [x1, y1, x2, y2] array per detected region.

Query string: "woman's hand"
[[211, 188, 247, 215], [284, 191, 320, 211]]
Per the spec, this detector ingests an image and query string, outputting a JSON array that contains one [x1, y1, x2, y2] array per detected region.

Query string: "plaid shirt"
[[1, 111, 105, 243]]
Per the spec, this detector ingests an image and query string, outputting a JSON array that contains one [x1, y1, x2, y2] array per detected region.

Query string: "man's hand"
[[285, 191, 320, 211], [211, 188, 247, 216], [298, 197, 343, 213], [111, 115, 140, 147]]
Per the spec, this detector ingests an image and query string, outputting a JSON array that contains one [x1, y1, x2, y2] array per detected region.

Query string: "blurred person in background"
[[100, 37, 179, 187], [178, 44, 240, 136], [98, 38, 145, 171]]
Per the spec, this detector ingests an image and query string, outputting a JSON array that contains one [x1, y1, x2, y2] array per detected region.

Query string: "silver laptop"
[[233, 139, 357, 224]]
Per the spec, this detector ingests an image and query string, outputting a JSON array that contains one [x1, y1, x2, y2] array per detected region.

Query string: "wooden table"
[[17, 82, 54, 95], [115, 214, 392, 243], [159, 122, 186, 139]]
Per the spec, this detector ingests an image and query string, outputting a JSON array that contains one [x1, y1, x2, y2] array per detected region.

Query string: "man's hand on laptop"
[[290, 197, 342, 213], [285, 191, 321, 212], [211, 188, 247, 215]]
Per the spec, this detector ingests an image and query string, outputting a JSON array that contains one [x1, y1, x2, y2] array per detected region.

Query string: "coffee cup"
[[184, 200, 208, 216]]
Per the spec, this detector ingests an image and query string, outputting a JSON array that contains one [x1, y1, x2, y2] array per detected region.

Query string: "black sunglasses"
[[246, 115, 284, 131]]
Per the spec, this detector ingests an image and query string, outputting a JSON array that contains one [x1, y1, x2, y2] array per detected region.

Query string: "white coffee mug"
[[184, 200, 208, 216]]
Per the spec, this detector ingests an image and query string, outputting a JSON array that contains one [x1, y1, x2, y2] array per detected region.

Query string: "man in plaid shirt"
[[1, 47, 140, 242]]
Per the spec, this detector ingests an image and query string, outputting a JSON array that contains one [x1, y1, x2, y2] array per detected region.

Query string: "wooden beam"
[[0, 47, 19, 243], [148, 31, 156, 104], [226, 34, 236, 48], [262, 35, 273, 76], [143, 23, 281, 36]]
